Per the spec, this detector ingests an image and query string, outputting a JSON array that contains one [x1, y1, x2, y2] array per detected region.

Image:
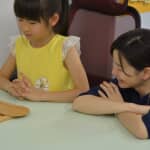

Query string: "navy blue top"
[[80, 79, 150, 138], [81, 79, 150, 105]]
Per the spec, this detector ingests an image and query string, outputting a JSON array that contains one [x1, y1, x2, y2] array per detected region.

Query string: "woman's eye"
[[117, 66, 122, 71]]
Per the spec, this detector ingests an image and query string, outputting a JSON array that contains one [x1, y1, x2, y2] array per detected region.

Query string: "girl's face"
[[17, 18, 53, 47], [112, 50, 144, 89]]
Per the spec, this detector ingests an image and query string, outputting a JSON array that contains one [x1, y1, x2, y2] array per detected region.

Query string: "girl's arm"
[[13, 76, 88, 102], [0, 54, 21, 97], [46, 46, 89, 102], [0, 54, 16, 91], [64, 46, 89, 93], [34, 88, 89, 102]]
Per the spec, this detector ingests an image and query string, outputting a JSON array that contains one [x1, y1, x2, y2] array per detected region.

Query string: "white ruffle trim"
[[62, 36, 81, 60]]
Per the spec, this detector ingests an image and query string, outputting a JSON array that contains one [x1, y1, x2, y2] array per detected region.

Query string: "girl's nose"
[[22, 24, 30, 32], [19, 20, 30, 32]]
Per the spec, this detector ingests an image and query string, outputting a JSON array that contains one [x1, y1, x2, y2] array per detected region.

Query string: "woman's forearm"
[[116, 112, 148, 139], [72, 95, 138, 115]]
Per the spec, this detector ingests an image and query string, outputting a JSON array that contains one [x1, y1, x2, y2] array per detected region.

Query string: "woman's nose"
[[112, 66, 118, 77]]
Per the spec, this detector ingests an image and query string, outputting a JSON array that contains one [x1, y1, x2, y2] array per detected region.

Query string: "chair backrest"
[[68, 0, 141, 87]]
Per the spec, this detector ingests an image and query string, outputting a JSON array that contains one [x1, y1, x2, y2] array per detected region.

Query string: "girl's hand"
[[6, 82, 23, 98], [98, 81, 124, 102], [13, 74, 44, 101], [14, 73, 32, 91], [20, 87, 45, 101], [11, 73, 32, 100]]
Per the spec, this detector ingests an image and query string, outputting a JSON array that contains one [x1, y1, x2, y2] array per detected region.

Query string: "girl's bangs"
[[14, 0, 41, 21]]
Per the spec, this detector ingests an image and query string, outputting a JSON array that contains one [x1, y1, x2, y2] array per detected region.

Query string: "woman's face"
[[112, 50, 144, 89]]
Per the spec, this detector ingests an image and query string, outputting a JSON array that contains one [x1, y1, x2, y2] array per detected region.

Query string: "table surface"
[[0, 90, 150, 150]]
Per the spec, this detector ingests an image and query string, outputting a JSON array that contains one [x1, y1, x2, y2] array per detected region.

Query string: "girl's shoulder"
[[55, 34, 80, 45]]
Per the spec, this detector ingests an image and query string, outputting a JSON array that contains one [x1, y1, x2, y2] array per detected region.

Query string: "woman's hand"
[[98, 81, 124, 102], [98, 81, 150, 115]]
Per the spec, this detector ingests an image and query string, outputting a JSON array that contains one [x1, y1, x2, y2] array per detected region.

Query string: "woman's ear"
[[142, 67, 150, 80], [49, 13, 59, 27]]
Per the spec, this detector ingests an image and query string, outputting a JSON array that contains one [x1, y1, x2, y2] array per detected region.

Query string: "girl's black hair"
[[110, 28, 150, 72], [14, 0, 69, 35]]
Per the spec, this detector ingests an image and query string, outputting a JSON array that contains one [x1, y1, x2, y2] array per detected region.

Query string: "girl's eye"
[[18, 18, 23, 22], [29, 21, 37, 24], [17, 18, 37, 24]]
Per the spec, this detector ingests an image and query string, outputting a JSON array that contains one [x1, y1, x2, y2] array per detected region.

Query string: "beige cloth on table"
[[0, 101, 29, 122]]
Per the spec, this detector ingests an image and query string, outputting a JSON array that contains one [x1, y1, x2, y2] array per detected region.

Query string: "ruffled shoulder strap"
[[8, 35, 20, 56], [62, 36, 81, 60]]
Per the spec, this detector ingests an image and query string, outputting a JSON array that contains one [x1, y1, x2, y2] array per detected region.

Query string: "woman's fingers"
[[98, 90, 107, 99], [110, 82, 120, 93], [100, 81, 114, 97]]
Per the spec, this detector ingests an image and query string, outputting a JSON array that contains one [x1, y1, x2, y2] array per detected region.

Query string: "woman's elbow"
[[72, 96, 85, 112], [134, 130, 148, 139]]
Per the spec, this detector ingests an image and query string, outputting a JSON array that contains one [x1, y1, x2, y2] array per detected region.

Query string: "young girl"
[[0, 0, 89, 102], [73, 28, 150, 139]]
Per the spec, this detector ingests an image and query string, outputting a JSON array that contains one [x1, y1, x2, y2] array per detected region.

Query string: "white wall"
[[141, 12, 150, 28], [0, 0, 18, 67]]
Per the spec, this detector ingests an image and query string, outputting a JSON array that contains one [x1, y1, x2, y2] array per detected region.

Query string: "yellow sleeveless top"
[[14, 34, 75, 91]]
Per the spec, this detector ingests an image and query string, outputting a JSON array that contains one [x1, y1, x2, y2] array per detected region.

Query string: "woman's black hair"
[[14, 0, 69, 35], [110, 28, 150, 72]]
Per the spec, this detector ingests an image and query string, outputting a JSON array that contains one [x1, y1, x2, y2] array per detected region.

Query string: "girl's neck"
[[30, 32, 55, 48], [135, 79, 150, 96]]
